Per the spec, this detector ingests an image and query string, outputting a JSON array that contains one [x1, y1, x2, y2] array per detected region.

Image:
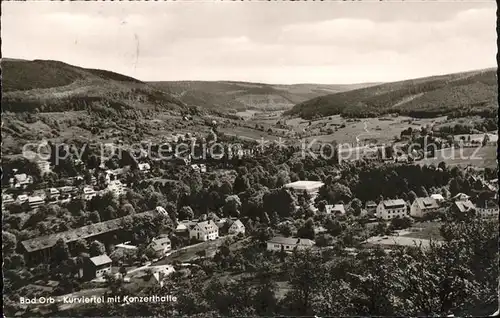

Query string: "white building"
[[16, 194, 29, 204], [284, 181, 325, 200], [325, 204, 346, 216], [138, 163, 151, 172], [83, 187, 97, 201], [106, 180, 126, 197], [430, 194, 445, 203], [227, 219, 245, 235], [475, 201, 499, 218], [2, 194, 15, 211], [410, 197, 440, 218], [148, 237, 172, 258], [47, 188, 60, 200], [451, 193, 470, 201], [10, 174, 33, 189], [376, 199, 408, 220], [28, 196, 45, 209], [189, 220, 219, 241], [266, 237, 315, 252]]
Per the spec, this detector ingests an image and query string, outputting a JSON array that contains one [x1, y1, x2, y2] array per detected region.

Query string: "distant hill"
[[285, 68, 498, 119], [151, 81, 378, 113], [1, 59, 186, 115]]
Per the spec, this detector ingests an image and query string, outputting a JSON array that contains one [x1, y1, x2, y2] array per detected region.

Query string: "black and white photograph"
[[1, 0, 499, 317]]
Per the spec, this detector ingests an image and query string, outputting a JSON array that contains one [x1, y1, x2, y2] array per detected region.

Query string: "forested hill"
[[151, 81, 379, 113], [285, 68, 498, 119], [1, 59, 187, 115]]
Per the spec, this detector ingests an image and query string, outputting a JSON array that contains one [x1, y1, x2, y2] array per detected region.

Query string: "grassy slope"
[[286, 68, 498, 119], [151, 80, 379, 112], [1, 59, 186, 113]]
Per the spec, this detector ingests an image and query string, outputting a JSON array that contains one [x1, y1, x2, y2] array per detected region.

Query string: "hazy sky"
[[2, 1, 497, 84]]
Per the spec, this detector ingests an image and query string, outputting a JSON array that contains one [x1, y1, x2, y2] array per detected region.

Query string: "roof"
[[383, 199, 406, 208], [14, 174, 30, 183], [28, 196, 44, 203], [228, 219, 244, 229], [365, 201, 377, 207], [325, 204, 346, 215], [138, 163, 151, 171], [284, 181, 325, 191], [21, 210, 159, 253], [454, 200, 476, 213], [89, 254, 112, 266], [150, 237, 171, 251], [267, 236, 315, 247], [191, 220, 218, 234], [414, 197, 439, 210], [430, 194, 445, 201], [452, 193, 470, 200]]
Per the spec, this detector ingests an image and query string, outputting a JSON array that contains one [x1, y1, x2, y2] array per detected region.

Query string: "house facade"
[[83, 187, 97, 201], [376, 199, 408, 220], [227, 219, 245, 235], [266, 237, 315, 252], [84, 254, 112, 280], [148, 237, 172, 258], [189, 220, 219, 241], [410, 197, 440, 218]]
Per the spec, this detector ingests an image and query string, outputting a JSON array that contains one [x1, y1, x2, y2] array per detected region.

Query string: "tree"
[[179, 206, 194, 220], [2, 231, 17, 255], [278, 223, 294, 237], [52, 239, 70, 262], [350, 198, 362, 216], [223, 195, 241, 217], [89, 240, 106, 257], [407, 191, 418, 203], [297, 218, 315, 240], [418, 186, 429, 197]]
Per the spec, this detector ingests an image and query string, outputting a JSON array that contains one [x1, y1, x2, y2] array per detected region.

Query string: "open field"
[[402, 221, 443, 240], [295, 116, 448, 145], [417, 145, 497, 169]]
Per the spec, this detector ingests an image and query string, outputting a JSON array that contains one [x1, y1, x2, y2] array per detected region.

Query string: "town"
[[2, 1, 498, 317], [2, 123, 498, 316]]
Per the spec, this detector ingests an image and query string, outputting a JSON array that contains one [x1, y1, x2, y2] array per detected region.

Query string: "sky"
[[2, 1, 497, 84]]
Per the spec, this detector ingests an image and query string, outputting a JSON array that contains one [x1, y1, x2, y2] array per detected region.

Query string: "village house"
[[325, 204, 346, 216], [106, 180, 126, 197], [189, 220, 219, 242], [138, 163, 151, 172], [451, 200, 476, 214], [82, 186, 97, 201], [27, 195, 45, 210], [410, 197, 440, 218], [148, 236, 172, 258], [430, 193, 445, 203], [266, 236, 315, 252], [219, 218, 246, 235], [9, 173, 33, 189], [47, 188, 60, 200], [2, 194, 15, 211], [83, 254, 112, 280], [376, 199, 408, 220], [16, 194, 29, 204]]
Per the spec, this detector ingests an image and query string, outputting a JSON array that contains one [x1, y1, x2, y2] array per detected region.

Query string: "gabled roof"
[[228, 219, 244, 229], [430, 194, 445, 201], [326, 204, 346, 215], [267, 236, 314, 247], [149, 237, 171, 251], [382, 199, 406, 208], [89, 254, 112, 266], [191, 220, 218, 234], [365, 201, 377, 208], [414, 197, 439, 210], [454, 200, 476, 213]]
